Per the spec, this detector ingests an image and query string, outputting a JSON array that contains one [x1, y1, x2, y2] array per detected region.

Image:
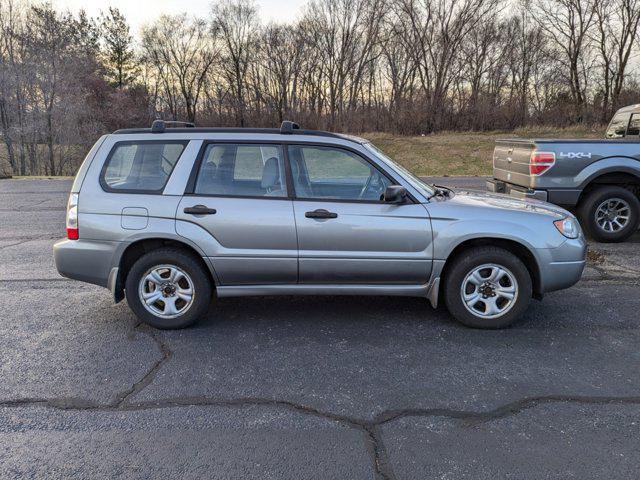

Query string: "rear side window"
[[605, 113, 630, 138], [194, 144, 287, 197], [101, 141, 187, 193], [626, 114, 640, 137]]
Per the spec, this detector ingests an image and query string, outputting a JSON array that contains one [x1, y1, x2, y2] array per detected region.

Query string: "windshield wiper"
[[427, 184, 453, 200]]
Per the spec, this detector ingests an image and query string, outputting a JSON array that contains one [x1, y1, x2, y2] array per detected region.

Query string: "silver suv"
[[54, 121, 586, 329]]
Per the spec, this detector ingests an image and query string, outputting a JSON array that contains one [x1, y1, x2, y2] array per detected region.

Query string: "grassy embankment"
[[364, 125, 602, 177], [0, 126, 603, 179]]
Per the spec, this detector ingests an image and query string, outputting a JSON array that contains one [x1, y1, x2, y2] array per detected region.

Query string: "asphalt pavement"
[[1, 177, 639, 479]]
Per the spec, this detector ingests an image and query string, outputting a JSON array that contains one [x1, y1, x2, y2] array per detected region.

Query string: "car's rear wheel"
[[125, 248, 212, 329], [577, 186, 640, 243], [444, 246, 532, 329]]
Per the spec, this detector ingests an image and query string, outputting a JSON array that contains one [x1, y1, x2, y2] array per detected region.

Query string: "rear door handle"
[[305, 209, 338, 219], [183, 205, 217, 215]]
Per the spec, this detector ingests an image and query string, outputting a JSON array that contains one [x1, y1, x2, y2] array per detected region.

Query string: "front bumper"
[[486, 179, 548, 202], [537, 236, 587, 293], [53, 238, 119, 288]]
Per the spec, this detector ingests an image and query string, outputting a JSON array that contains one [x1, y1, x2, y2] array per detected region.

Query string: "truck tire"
[[444, 246, 532, 329], [577, 186, 640, 243], [125, 248, 212, 329]]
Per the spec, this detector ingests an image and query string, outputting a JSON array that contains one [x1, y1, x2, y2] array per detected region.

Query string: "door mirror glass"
[[383, 185, 407, 203]]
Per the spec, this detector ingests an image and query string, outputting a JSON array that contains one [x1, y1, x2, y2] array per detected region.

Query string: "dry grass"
[[361, 125, 604, 177]]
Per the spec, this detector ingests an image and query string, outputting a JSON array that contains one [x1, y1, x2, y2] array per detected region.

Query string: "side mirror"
[[383, 185, 407, 204]]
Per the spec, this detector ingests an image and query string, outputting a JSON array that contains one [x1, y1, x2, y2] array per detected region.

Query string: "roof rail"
[[280, 120, 300, 134], [151, 119, 196, 133], [112, 122, 359, 143]]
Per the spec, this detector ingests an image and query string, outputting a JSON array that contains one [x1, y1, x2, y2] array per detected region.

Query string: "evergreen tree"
[[99, 7, 136, 88]]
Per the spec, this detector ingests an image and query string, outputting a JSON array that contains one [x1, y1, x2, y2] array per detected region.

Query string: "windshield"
[[363, 142, 436, 197]]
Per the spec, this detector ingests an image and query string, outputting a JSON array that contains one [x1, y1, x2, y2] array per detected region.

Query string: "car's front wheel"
[[125, 248, 212, 329], [444, 246, 532, 329]]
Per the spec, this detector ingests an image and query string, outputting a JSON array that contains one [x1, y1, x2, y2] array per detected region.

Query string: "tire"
[[443, 246, 532, 329], [577, 186, 640, 243], [125, 248, 212, 329]]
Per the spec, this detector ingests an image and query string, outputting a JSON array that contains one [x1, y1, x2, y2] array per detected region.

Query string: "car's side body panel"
[[176, 196, 298, 284], [293, 200, 432, 284]]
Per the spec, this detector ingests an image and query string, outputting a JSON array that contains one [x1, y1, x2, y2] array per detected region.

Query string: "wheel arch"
[[113, 237, 217, 303], [438, 237, 542, 305], [577, 167, 640, 205]]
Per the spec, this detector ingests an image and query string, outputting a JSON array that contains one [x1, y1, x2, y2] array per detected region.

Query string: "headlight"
[[553, 217, 580, 239]]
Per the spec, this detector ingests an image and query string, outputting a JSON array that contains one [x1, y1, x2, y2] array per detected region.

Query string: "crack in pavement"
[[114, 322, 173, 407], [4, 391, 640, 479], [0, 234, 62, 249]]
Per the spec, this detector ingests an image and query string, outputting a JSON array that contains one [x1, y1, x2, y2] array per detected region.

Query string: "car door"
[[288, 144, 432, 284], [176, 142, 297, 285]]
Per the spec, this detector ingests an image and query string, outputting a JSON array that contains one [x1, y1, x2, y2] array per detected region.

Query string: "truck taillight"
[[529, 151, 555, 175], [66, 193, 79, 240]]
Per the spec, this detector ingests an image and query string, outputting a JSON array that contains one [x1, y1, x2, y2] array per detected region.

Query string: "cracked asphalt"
[[1, 177, 639, 479]]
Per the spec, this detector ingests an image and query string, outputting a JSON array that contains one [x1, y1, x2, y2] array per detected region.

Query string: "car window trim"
[[99, 139, 189, 195], [185, 140, 292, 199], [285, 143, 417, 204], [184, 140, 417, 204]]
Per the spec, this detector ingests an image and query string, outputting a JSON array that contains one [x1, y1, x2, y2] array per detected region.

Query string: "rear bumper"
[[487, 179, 581, 206], [486, 179, 548, 202], [53, 238, 119, 288]]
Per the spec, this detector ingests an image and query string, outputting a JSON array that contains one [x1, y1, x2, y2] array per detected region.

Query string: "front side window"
[[102, 141, 187, 192], [194, 144, 287, 197], [288, 145, 391, 201], [606, 113, 630, 138]]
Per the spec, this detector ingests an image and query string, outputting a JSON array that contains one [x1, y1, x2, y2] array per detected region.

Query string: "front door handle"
[[305, 209, 338, 219], [184, 205, 217, 215]]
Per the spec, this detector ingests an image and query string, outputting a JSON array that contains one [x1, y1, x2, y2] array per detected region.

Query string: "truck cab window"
[[626, 114, 640, 137], [605, 113, 630, 138]]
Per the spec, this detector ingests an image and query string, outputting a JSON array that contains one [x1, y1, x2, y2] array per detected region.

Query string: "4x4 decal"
[[559, 152, 592, 159]]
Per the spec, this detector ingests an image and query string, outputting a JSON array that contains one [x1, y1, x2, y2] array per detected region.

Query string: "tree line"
[[1, 0, 639, 175]]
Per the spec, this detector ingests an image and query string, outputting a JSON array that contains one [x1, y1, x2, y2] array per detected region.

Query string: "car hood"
[[444, 190, 569, 219]]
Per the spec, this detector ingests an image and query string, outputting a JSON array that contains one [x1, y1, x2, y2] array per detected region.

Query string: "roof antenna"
[[280, 120, 300, 134]]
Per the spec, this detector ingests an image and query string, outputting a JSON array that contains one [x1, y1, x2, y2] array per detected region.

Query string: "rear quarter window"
[[101, 141, 188, 193]]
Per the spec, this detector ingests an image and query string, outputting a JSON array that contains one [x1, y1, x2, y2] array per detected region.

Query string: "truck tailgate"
[[493, 140, 537, 188]]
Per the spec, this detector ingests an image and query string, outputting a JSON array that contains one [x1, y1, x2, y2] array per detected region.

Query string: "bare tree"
[[141, 14, 219, 122], [594, 0, 640, 121], [212, 0, 259, 127], [531, 0, 599, 121]]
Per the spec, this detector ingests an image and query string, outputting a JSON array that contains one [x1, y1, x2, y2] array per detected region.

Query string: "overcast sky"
[[54, 0, 306, 36]]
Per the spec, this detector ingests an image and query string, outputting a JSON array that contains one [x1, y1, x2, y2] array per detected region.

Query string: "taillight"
[[66, 193, 79, 240], [529, 151, 555, 175]]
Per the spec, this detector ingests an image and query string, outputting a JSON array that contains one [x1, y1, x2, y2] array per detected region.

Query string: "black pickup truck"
[[487, 104, 640, 242]]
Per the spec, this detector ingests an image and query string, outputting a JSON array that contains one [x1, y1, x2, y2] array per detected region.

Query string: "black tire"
[[125, 248, 212, 329], [577, 186, 640, 243], [443, 246, 532, 329]]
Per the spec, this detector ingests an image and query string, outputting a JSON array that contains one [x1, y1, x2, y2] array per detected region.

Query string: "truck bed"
[[490, 138, 640, 206]]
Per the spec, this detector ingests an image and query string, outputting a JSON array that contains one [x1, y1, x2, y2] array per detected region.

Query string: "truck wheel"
[[125, 248, 212, 329], [577, 186, 640, 243], [444, 246, 532, 329]]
